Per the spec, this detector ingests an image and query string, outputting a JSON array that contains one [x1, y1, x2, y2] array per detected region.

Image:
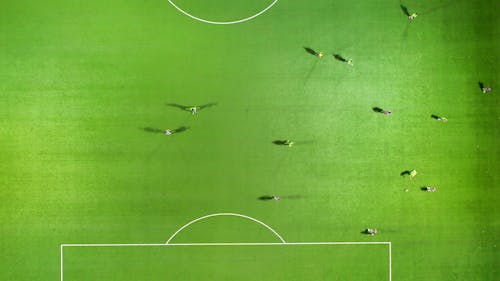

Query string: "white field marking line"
[[60, 242, 392, 281], [60, 245, 64, 281], [165, 213, 286, 244], [61, 241, 390, 247], [167, 0, 279, 25], [389, 242, 392, 281]]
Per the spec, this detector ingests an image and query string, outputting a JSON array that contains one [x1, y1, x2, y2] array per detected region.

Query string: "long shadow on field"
[[171, 126, 190, 134], [372, 107, 384, 113], [333, 54, 347, 63], [399, 5, 411, 41], [304, 47, 319, 57], [478, 81, 485, 91], [142, 127, 164, 133], [166, 103, 190, 111], [400, 170, 411, 176], [400, 4, 411, 17], [199, 102, 218, 111], [273, 140, 289, 146], [272, 140, 314, 146], [431, 114, 442, 120], [258, 195, 276, 201]]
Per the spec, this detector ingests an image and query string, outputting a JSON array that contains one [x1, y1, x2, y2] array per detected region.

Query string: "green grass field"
[[63, 243, 389, 280], [0, 0, 498, 280]]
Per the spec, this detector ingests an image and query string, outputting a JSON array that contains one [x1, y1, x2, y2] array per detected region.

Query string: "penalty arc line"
[[61, 211, 391, 281], [165, 213, 287, 244]]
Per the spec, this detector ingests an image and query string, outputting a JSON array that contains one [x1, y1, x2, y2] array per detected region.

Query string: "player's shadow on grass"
[[478, 81, 485, 91], [273, 140, 289, 146], [400, 170, 411, 176], [172, 126, 189, 133], [142, 127, 164, 133], [166, 103, 190, 111], [258, 195, 302, 200], [198, 103, 217, 111], [372, 107, 384, 113], [399, 5, 411, 41], [333, 54, 347, 62], [400, 4, 410, 17], [272, 140, 314, 146], [431, 114, 441, 120], [304, 47, 319, 57]]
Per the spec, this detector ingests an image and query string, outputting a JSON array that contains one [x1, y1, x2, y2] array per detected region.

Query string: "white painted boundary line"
[[62, 242, 390, 247], [60, 242, 392, 281], [61, 214, 392, 280], [60, 244, 64, 281], [165, 213, 286, 244], [389, 242, 392, 281], [167, 0, 280, 25]]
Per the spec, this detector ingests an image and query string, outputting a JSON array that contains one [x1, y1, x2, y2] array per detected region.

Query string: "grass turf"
[[64, 244, 389, 280], [0, 0, 498, 280]]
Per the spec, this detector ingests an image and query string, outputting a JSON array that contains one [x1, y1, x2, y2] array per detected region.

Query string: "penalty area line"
[[60, 242, 392, 281], [389, 242, 392, 281], [60, 241, 390, 247]]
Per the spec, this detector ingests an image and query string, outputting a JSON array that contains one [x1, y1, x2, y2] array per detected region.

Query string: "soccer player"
[[347, 59, 353, 66], [409, 13, 418, 20], [165, 129, 172, 135], [431, 114, 447, 122], [424, 186, 437, 192], [273, 195, 281, 201], [482, 86, 492, 93], [284, 140, 295, 147], [366, 228, 378, 236], [189, 106, 198, 115], [318, 51, 325, 58], [409, 169, 417, 179], [383, 110, 392, 115]]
